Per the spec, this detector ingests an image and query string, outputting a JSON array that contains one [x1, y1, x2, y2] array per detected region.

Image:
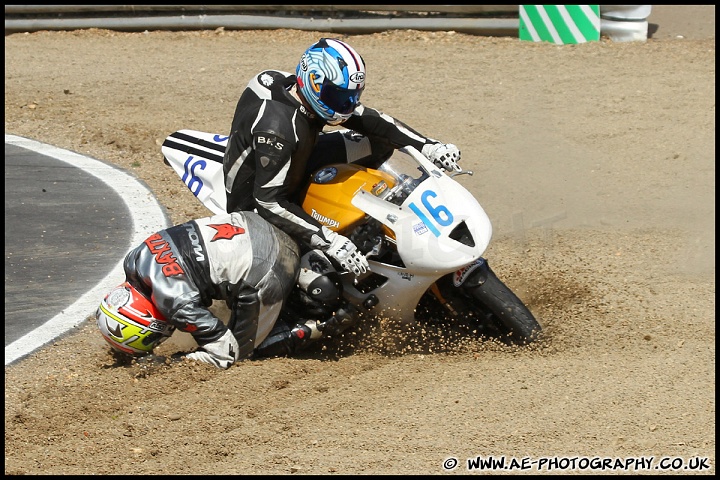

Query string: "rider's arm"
[[168, 298, 240, 369], [166, 296, 228, 343], [341, 104, 437, 152], [139, 262, 239, 369], [342, 104, 461, 172]]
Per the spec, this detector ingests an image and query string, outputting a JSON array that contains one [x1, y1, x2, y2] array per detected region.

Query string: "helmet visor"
[[319, 80, 363, 114]]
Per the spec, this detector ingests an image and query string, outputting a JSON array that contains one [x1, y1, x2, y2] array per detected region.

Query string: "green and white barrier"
[[519, 5, 600, 44]]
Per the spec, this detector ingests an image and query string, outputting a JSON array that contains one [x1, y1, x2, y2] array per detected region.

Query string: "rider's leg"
[[254, 301, 360, 358], [226, 286, 261, 360]]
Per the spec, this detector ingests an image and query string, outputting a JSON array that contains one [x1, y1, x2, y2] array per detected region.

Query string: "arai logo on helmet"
[[350, 72, 365, 84], [300, 56, 308, 71]]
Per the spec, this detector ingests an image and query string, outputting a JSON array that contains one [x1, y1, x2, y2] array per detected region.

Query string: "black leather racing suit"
[[223, 69, 441, 251]]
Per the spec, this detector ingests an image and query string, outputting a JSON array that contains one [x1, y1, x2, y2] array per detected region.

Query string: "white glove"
[[324, 228, 369, 276], [422, 142, 462, 172], [186, 329, 240, 369]]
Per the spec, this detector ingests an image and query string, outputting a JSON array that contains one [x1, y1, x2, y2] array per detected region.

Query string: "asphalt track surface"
[[4, 135, 170, 366]]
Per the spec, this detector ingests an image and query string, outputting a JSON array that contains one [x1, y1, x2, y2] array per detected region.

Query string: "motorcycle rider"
[[223, 37, 462, 354], [95, 210, 342, 369]]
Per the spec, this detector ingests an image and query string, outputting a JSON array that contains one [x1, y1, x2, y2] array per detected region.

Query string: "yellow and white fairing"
[[304, 146, 493, 323], [162, 130, 495, 324], [301, 163, 396, 234]]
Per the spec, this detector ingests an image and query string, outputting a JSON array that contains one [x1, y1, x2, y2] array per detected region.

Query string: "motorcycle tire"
[[416, 264, 541, 345], [461, 265, 541, 345]]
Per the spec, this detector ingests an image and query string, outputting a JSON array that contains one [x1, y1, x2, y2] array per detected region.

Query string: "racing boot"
[[254, 302, 359, 358], [254, 318, 322, 358]]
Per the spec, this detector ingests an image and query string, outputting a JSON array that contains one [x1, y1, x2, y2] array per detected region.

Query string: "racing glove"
[[422, 141, 462, 172], [185, 329, 240, 369], [323, 227, 369, 276]]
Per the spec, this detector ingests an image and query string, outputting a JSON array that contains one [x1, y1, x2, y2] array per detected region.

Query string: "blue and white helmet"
[[296, 38, 366, 125]]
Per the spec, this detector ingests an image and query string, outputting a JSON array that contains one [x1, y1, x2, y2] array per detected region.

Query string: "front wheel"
[[461, 264, 541, 344], [417, 259, 541, 345]]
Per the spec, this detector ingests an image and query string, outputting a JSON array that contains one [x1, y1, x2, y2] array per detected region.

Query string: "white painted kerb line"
[[4, 134, 170, 366]]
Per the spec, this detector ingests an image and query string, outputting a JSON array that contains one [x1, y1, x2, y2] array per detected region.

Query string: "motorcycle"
[[161, 130, 541, 345]]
